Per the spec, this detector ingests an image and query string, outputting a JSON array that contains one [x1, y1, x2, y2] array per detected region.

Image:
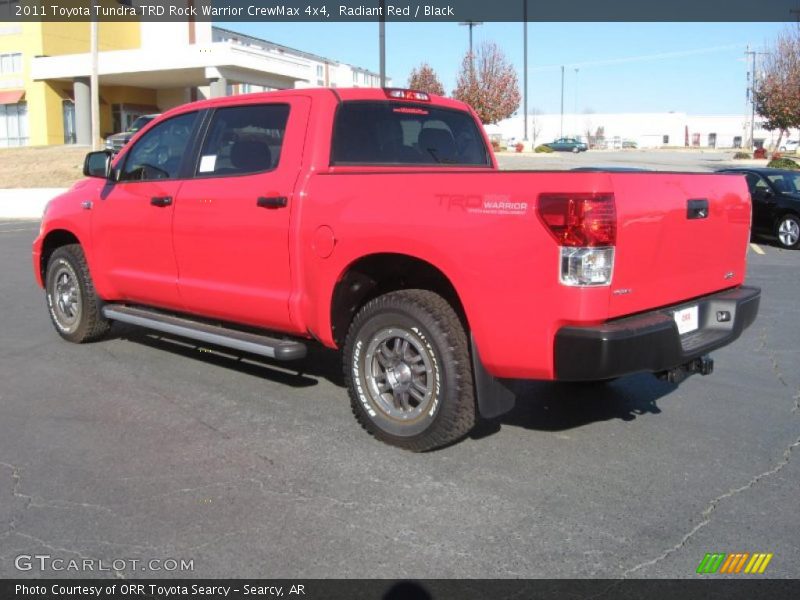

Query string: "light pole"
[[90, 0, 99, 150], [560, 65, 565, 138], [459, 21, 483, 69], [574, 68, 579, 114], [523, 1, 528, 141], [379, 0, 386, 86]]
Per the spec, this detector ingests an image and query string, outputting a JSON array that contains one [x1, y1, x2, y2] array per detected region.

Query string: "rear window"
[[331, 101, 491, 166]]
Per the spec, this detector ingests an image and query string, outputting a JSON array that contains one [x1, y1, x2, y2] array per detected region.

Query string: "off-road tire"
[[343, 289, 475, 452], [45, 244, 110, 343]]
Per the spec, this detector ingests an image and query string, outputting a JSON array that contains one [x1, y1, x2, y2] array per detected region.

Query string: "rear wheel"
[[45, 244, 110, 343], [775, 214, 800, 249], [343, 290, 475, 452]]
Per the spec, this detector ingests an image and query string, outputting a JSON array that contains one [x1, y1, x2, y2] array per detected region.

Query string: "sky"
[[217, 21, 792, 116]]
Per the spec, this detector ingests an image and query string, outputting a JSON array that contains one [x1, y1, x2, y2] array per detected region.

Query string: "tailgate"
[[608, 172, 751, 318]]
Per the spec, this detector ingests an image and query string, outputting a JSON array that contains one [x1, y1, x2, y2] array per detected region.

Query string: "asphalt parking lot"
[[0, 174, 798, 580]]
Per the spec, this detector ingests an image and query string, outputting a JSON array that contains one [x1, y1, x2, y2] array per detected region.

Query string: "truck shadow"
[[113, 324, 345, 389], [111, 324, 674, 435], [472, 375, 674, 439]]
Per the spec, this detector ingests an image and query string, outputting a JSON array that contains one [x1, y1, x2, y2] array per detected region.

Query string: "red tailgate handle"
[[257, 196, 288, 209]]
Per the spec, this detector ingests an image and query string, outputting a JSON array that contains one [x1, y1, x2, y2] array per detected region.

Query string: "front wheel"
[[343, 290, 475, 452], [45, 244, 110, 343], [775, 214, 800, 249]]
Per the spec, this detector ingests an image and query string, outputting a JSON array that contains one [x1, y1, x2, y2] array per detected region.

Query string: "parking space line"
[[0, 228, 37, 233], [750, 243, 765, 255]]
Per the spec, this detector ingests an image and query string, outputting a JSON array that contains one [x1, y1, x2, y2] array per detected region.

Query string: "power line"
[[530, 44, 747, 72]]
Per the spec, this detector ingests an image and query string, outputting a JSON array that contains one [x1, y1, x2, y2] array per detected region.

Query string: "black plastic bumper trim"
[[554, 286, 760, 381]]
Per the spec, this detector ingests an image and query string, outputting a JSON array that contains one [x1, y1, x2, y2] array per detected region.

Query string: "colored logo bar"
[[697, 552, 773, 574]]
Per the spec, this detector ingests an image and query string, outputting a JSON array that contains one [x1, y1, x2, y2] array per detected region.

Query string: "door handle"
[[150, 196, 173, 207], [257, 196, 288, 209]]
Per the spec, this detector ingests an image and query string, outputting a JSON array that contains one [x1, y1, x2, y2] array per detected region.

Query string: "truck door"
[[172, 98, 309, 333], [91, 111, 200, 309]]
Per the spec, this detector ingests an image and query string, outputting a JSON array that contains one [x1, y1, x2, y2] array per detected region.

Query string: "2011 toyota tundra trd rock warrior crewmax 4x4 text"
[[34, 88, 761, 451]]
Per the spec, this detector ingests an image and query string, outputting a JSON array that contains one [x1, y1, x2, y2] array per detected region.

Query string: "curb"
[[0, 188, 67, 220]]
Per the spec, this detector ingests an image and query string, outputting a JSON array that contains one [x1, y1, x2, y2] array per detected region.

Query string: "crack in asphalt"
[[0, 461, 126, 579], [588, 327, 800, 595], [620, 436, 799, 579]]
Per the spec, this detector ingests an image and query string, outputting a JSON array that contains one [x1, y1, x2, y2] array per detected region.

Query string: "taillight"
[[537, 193, 616, 247], [537, 193, 616, 287], [384, 88, 431, 101]]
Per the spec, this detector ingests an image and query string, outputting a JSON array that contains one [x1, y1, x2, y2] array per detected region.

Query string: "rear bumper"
[[554, 286, 760, 381]]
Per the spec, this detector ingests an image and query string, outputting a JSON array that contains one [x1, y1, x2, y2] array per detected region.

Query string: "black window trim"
[[328, 99, 493, 168], [188, 102, 292, 181], [115, 110, 205, 184]]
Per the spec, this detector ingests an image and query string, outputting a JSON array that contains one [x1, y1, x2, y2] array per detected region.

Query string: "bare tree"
[[407, 62, 445, 96], [529, 108, 543, 144], [453, 41, 521, 124], [754, 26, 800, 149]]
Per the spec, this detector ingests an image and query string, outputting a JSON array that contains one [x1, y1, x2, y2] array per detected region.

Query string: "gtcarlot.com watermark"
[[15, 553, 194, 573]]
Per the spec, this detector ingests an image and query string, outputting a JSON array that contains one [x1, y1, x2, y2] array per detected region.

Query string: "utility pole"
[[459, 21, 483, 70], [378, 0, 386, 86], [90, 0, 99, 150], [745, 47, 767, 150], [523, 1, 528, 141], [560, 65, 565, 138]]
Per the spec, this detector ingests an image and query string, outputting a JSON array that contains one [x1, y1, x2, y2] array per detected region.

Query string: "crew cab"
[[34, 88, 760, 451]]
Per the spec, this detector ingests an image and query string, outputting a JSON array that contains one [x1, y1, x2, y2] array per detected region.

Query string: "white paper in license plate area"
[[673, 305, 699, 335]]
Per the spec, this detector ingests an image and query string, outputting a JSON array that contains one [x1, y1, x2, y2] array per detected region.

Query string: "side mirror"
[[83, 150, 113, 179]]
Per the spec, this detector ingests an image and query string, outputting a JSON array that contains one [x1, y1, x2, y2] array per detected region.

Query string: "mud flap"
[[471, 335, 516, 419]]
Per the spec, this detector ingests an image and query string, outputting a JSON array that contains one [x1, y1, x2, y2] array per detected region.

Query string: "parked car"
[[717, 167, 800, 249], [34, 87, 759, 451], [621, 140, 638, 149], [779, 140, 799, 153], [544, 137, 588, 153], [104, 114, 160, 154]]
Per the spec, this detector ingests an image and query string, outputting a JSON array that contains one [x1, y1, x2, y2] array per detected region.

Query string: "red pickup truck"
[[33, 88, 760, 451]]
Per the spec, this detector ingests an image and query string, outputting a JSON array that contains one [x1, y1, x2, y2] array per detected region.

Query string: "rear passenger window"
[[196, 104, 290, 177], [331, 101, 491, 166]]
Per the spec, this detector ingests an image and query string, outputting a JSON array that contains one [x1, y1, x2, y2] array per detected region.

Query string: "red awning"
[[0, 90, 25, 105]]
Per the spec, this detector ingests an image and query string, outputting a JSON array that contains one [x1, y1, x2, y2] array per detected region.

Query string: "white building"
[[496, 112, 798, 150]]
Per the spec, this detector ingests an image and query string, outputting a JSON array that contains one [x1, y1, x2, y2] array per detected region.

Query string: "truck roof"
[[162, 87, 473, 118]]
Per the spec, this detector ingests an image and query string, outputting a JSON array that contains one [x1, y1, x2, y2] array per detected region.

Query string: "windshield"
[[331, 101, 490, 166], [767, 173, 800, 194], [128, 116, 155, 133]]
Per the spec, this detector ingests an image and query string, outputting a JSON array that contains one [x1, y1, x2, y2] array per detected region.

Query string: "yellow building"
[[0, 21, 144, 146], [0, 19, 384, 147]]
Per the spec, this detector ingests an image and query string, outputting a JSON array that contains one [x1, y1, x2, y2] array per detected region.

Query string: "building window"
[[353, 71, 358, 84], [316, 65, 324, 78], [663, 135, 669, 145], [317, 79, 324, 87], [0, 102, 29, 147], [0, 52, 22, 74]]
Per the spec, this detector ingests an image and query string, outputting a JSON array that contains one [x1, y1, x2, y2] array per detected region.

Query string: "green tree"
[[452, 41, 521, 124], [407, 63, 445, 96]]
